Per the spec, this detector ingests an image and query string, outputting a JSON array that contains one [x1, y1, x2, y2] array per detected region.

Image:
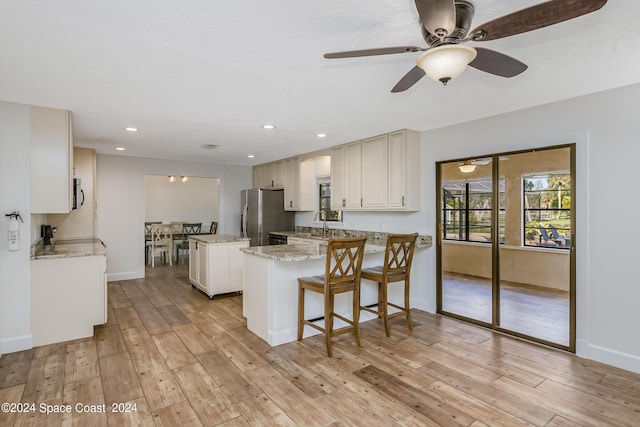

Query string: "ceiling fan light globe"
[[416, 45, 477, 84]]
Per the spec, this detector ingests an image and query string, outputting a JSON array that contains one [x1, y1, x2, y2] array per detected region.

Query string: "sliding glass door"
[[437, 145, 575, 351]]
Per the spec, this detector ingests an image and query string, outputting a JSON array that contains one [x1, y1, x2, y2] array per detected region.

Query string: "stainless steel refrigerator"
[[240, 188, 295, 246]]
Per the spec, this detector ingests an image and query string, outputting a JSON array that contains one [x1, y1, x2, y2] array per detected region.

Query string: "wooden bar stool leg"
[[353, 287, 361, 347], [377, 282, 384, 318], [325, 293, 334, 357], [405, 278, 413, 330], [381, 279, 390, 337], [298, 287, 305, 341]]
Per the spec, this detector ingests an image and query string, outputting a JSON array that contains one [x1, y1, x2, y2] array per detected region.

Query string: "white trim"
[[576, 339, 640, 374], [0, 334, 32, 354]]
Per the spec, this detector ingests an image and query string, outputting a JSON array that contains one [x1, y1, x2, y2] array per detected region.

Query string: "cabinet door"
[[253, 165, 264, 189], [361, 134, 388, 208], [197, 241, 208, 288], [389, 130, 421, 211], [30, 107, 73, 213], [344, 141, 362, 209], [388, 130, 407, 208], [209, 244, 233, 294], [189, 240, 199, 284], [330, 147, 346, 209], [283, 157, 299, 210], [227, 242, 247, 293], [263, 162, 275, 187], [273, 160, 284, 188]]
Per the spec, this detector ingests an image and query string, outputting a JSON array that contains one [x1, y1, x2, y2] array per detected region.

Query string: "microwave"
[[73, 178, 84, 210]]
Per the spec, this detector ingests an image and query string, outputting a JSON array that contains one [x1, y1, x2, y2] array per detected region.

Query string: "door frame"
[[436, 143, 576, 352]]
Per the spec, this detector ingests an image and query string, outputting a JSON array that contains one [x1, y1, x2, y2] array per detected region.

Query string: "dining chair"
[[175, 222, 202, 263], [150, 223, 173, 267], [360, 233, 418, 337], [144, 221, 161, 264], [297, 237, 367, 357]]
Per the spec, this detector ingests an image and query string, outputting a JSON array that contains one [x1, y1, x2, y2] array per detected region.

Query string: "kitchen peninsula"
[[241, 232, 431, 346]]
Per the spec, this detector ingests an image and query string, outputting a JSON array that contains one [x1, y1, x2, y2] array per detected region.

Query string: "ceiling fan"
[[324, 0, 608, 92]]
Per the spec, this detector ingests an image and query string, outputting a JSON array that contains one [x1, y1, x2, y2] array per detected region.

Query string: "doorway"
[[436, 145, 575, 351]]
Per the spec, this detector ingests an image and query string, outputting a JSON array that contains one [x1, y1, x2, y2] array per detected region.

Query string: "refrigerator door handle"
[[241, 202, 248, 238]]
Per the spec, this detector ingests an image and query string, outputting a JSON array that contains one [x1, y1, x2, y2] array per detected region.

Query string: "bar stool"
[[297, 237, 367, 357], [360, 233, 418, 337]]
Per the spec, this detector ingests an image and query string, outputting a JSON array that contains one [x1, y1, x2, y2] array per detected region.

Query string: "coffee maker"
[[41, 225, 55, 245]]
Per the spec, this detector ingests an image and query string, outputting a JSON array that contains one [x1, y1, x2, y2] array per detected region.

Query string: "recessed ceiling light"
[[115, 147, 126, 151], [124, 127, 138, 132], [261, 124, 275, 129], [316, 133, 327, 138], [247, 155, 255, 158]]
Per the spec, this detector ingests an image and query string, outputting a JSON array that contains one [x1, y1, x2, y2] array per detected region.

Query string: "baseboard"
[[107, 270, 144, 282], [0, 334, 32, 355], [576, 339, 640, 374]]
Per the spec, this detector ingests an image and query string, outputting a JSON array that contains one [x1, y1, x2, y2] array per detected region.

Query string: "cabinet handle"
[[289, 200, 293, 207], [342, 198, 346, 207], [402, 196, 405, 206], [360, 198, 363, 207]]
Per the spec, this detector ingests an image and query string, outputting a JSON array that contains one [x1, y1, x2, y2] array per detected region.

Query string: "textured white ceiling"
[[1, 0, 638, 166]]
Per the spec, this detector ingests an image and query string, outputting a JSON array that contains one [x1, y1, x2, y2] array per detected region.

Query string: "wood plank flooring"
[[1, 263, 639, 426]]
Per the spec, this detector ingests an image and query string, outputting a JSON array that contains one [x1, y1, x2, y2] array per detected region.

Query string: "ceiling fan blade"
[[324, 46, 425, 59], [470, 0, 607, 42], [414, 0, 456, 37], [468, 47, 528, 78], [391, 66, 426, 93]]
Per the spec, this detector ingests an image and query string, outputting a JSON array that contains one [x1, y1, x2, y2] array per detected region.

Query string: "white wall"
[[0, 101, 32, 354], [421, 83, 640, 373], [144, 175, 219, 227], [96, 155, 251, 281]]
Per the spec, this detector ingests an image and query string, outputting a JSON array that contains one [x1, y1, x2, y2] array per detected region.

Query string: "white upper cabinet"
[[273, 160, 284, 188], [329, 129, 421, 211], [284, 156, 313, 211], [253, 161, 284, 188], [30, 106, 73, 213], [344, 141, 362, 209], [361, 134, 388, 209], [283, 157, 299, 210], [388, 130, 421, 210], [252, 164, 264, 188], [330, 146, 346, 209]]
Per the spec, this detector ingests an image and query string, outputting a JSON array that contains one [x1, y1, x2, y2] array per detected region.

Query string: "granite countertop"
[[269, 229, 432, 248], [240, 242, 386, 262], [188, 234, 250, 244], [32, 237, 107, 260]]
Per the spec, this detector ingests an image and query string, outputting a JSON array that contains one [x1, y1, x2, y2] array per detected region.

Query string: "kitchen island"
[[31, 237, 107, 346], [241, 242, 393, 346], [188, 234, 250, 299]]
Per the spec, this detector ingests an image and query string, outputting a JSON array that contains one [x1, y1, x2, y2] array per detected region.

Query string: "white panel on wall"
[[144, 175, 219, 226]]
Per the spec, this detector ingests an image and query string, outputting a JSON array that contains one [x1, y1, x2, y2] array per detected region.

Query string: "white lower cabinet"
[[31, 255, 107, 346], [189, 238, 249, 299]]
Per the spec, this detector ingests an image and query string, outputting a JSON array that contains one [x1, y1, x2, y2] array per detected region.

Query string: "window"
[[442, 180, 505, 243], [318, 182, 342, 221], [523, 173, 571, 249]]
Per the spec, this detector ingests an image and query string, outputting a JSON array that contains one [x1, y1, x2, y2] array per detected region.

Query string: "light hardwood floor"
[[442, 272, 570, 346], [1, 263, 639, 426]]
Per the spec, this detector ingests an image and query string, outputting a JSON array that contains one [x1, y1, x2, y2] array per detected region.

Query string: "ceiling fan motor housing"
[[423, 0, 475, 46]]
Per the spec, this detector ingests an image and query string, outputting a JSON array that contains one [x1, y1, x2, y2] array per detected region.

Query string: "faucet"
[[315, 211, 330, 236]]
